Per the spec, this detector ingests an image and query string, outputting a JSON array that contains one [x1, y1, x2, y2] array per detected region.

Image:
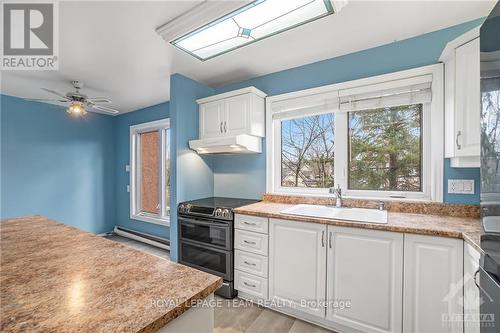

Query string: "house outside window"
[[267, 64, 444, 202], [130, 119, 170, 225]]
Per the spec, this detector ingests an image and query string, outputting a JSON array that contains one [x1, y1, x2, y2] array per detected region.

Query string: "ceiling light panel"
[[171, 0, 337, 61]]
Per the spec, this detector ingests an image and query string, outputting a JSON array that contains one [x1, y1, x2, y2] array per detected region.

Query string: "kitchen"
[[1, 1, 499, 332]]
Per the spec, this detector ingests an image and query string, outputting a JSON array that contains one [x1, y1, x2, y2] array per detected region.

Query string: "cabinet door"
[[454, 37, 480, 157], [224, 94, 250, 136], [269, 218, 327, 318], [326, 226, 403, 333], [403, 234, 463, 333], [463, 243, 480, 333], [199, 100, 224, 138]]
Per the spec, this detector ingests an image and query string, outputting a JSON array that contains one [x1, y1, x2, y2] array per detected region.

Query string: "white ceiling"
[[0, 0, 496, 114]]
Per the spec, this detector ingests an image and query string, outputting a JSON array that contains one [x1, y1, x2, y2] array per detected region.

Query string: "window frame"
[[266, 64, 444, 202], [130, 119, 171, 225]]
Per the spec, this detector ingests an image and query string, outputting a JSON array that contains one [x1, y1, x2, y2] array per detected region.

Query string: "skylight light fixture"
[[170, 0, 347, 61]]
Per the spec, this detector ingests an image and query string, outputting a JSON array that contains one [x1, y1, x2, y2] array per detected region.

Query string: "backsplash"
[[262, 194, 480, 219]]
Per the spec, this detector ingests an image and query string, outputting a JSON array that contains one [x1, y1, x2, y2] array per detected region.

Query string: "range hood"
[[189, 134, 262, 154]]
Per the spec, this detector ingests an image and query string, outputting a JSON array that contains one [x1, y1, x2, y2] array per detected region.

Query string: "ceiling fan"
[[25, 80, 120, 116]]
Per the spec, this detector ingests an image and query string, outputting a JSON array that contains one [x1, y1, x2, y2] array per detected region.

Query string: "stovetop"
[[178, 197, 260, 220], [181, 197, 260, 210]]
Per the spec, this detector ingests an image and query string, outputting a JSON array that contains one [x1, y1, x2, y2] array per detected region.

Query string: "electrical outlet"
[[448, 179, 474, 194]]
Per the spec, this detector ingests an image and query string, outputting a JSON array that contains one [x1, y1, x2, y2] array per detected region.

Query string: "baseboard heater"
[[113, 226, 170, 251]]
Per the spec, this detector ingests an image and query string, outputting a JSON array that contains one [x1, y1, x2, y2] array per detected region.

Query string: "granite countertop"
[[234, 201, 482, 252], [0, 216, 222, 333]]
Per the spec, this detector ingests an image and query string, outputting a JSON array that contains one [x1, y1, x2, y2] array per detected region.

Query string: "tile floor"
[[103, 233, 334, 333]]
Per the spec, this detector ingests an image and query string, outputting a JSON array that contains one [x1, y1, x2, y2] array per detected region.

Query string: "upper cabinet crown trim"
[[439, 26, 480, 62], [196, 86, 267, 104]]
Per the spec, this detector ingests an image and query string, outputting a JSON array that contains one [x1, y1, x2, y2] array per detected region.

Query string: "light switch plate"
[[448, 179, 475, 194], [126, 185, 130, 193], [125, 164, 130, 172]]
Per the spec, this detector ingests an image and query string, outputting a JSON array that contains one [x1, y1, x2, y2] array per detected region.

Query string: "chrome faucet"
[[329, 185, 342, 208]]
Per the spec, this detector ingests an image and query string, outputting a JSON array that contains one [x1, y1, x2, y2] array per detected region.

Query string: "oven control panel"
[[178, 204, 233, 220]]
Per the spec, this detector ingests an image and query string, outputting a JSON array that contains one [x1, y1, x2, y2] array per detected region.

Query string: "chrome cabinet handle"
[[224, 121, 227, 133], [243, 240, 256, 245], [321, 231, 325, 247], [220, 122, 223, 133], [244, 260, 256, 266], [243, 221, 257, 226], [329, 232, 332, 248], [456, 131, 462, 150], [243, 281, 256, 288]]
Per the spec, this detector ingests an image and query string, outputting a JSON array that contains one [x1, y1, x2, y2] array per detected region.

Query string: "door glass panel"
[[181, 242, 228, 276], [140, 131, 159, 214]]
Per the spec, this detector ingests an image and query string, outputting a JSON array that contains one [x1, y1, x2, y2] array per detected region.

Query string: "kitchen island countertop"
[[0, 216, 222, 333]]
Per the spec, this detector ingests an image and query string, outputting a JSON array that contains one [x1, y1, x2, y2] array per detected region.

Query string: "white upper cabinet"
[[269, 218, 327, 318], [440, 28, 480, 167], [197, 87, 266, 139], [199, 100, 225, 138], [326, 226, 403, 333]]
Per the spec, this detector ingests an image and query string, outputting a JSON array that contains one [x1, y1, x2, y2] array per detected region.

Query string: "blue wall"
[[0, 95, 116, 233], [443, 159, 481, 204], [210, 18, 484, 204], [169, 74, 215, 261], [114, 102, 171, 238]]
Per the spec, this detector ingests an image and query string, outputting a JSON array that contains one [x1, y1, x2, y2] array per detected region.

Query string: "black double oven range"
[[178, 197, 259, 298]]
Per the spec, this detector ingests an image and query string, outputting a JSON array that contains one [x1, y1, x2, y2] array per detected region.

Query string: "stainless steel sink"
[[280, 204, 388, 224]]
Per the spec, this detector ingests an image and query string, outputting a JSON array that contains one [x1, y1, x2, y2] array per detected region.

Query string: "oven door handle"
[[473, 269, 480, 289], [179, 217, 228, 228]]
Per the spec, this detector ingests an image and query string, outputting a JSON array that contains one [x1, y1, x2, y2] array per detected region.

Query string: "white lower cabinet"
[[263, 217, 467, 333], [403, 234, 464, 333], [235, 270, 268, 299], [463, 243, 481, 333], [269, 218, 327, 318], [326, 226, 403, 333], [234, 214, 269, 301]]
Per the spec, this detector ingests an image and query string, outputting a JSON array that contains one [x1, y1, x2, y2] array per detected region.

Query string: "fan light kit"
[[158, 0, 348, 61], [22, 80, 121, 116], [67, 101, 87, 116]]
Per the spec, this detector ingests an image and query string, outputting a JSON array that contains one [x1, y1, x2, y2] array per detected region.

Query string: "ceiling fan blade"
[[41, 88, 71, 100], [89, 103, 120, 115], [86, 97, 111, 103], [25, 98, 69, 103]]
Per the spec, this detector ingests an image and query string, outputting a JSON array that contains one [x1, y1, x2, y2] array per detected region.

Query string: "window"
[[281, 113, 335, 188], [348, 104, 422, 192], [130, 119, 170, 225], [267, 65, 443, 201]]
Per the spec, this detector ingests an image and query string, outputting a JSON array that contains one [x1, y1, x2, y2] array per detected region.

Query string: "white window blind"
[[339, 74, 433, 112], [271, 91, 339, 120]]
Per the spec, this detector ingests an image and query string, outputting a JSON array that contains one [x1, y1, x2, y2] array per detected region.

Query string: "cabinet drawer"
[[235, 270, 268, 300], [235, 250, 268, 278], [235, 214, 269, 234], [235, 229, 268, 256]]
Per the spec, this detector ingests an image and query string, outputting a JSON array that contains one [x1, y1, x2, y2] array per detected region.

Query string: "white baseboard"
[[113, 226, 170, 251]]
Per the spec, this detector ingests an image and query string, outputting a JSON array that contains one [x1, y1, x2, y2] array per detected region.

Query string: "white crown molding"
[[156, 0, 251, 42], [439, 26, 480, 62]]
